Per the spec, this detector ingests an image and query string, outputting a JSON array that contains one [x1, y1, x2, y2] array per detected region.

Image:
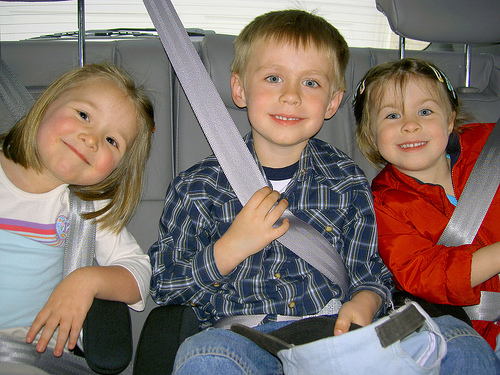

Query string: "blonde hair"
[[1, 63, 155, 233], [353, 58, 469, 167], [231, 9, 349, 92]]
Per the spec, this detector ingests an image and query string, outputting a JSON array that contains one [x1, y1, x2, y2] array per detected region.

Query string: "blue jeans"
[[173, 315, 500, 375]]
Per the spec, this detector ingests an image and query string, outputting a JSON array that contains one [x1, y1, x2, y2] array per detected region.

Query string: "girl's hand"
[[214, 187, 290, 275], [26, 268, 97, 357]]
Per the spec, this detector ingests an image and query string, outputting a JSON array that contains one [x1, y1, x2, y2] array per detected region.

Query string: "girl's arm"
[[26, 265, 139, 357], [375, 202, 483, 305], [471, 242, 500, 287]]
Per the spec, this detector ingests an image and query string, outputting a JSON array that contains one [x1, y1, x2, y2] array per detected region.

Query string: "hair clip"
[[358, 79, 366, 95], [428, 64, 457, 100], [353, 79, 366, 103]]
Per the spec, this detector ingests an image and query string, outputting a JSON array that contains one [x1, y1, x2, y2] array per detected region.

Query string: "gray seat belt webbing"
[[437, 119, 500, 321], [438, 118, 500, 247], [0, 333, 98, 375], [62, 192, 96, 278], [143, 0, 349, 295], [0, 58, 35, 123]]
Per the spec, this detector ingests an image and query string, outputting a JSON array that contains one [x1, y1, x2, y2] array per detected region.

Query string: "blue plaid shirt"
[[150, 135, 393, 328]]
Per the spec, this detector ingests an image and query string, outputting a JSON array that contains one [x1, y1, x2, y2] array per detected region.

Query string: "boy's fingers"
[[333, 317, 351, 336], [268, 199, 288, 223], [247, 187, 273, 208], [261, 190, 281, 210], [273, 218, 290, 238]]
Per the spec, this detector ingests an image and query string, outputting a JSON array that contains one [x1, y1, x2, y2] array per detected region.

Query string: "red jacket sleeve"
[[374, 191, 483, 305]]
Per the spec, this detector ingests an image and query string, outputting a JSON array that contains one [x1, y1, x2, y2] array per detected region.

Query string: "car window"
[[0, 0, 427, 50]]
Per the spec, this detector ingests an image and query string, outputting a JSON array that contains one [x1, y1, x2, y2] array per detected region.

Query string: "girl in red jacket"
[[353, 57, 500, 351]]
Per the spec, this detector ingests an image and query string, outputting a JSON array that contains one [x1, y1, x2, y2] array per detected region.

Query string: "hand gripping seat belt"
[[143, 0, 349, 296], [437, 118, 500, 321]]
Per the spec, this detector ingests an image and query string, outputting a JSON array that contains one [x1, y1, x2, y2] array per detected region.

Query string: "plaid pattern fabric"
[[150, 134, 392, 328]]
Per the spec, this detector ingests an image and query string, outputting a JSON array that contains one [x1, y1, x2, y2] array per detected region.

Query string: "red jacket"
[[372, 122, 500, 348]]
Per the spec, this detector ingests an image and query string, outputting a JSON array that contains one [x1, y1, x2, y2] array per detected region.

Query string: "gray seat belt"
[[143, 0, 349, 296], [0, 58, 35, 124], [62, 192, 96, 278], [438, 119, 500, 247], [437, 119, 500, 321]]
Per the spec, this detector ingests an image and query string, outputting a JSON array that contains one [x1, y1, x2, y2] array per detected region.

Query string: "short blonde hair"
[[231, 9, 349, 92], [1, 63, 155, 233], [353, 58, 469, 168]]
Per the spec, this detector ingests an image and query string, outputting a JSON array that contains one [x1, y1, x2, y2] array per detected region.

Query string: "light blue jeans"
[[173, 315, 500, 375]]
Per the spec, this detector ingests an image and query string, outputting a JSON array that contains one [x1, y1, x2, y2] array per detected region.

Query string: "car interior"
[[1, 0, 500, 374]]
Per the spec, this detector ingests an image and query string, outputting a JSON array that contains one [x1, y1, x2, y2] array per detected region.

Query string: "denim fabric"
[[173, 311, 500, 375], [496, 332, 500, 361], [439, 316, 500, 375]]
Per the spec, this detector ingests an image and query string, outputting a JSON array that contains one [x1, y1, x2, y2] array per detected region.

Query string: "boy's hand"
[[334, 290, 382, 335], [26, 268, 97, 357], [214, 187, 290, 275]]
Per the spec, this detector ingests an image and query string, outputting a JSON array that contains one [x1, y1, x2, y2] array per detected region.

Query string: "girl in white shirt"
[[0, 63, 154, 357]]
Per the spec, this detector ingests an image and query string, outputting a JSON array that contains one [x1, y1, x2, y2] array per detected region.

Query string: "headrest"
[[200, 34, 238, 109], [376, 0, 500, 44]]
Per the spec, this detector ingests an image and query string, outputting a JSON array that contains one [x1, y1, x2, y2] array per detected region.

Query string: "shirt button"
[[274, 273, 281, 279], [300, 169, 306, 176], [288, 301, 296, 308], [325, 225, 333, 232], [213, 282, 220, 287]]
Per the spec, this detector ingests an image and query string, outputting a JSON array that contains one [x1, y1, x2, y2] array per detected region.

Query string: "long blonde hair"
[[1, 63, 155, 233]]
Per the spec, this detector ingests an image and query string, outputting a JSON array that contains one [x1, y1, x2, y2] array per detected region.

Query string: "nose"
[[401, 118, 421, 133], [79, 132, 98, 151], [280, 83, 301, 106]]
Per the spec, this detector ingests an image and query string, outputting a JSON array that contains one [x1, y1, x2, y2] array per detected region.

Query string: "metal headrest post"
[[457, 44, 479, 94], [77, 0, 85, 67], [399, 36, 405, 59]]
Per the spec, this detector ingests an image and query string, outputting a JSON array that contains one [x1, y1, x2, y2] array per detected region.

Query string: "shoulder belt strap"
[[438, 119, 500, 246], [438, 119, 500, 321], [62, 192, 96, 278], [0, 58, 35, 124]]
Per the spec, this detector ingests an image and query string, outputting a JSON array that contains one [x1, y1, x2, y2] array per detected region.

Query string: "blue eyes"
[[267, 75, 282, 83], [303, 79, 319, 88], [265, 76, 319, 87], [419, 109, 432, 116], [386, 109, 432, 119]]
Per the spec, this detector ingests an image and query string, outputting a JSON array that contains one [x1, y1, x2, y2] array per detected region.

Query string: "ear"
[[448, 111, 457, 133], [325, 91, 344, 119], [231, 73, 247, 109]]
